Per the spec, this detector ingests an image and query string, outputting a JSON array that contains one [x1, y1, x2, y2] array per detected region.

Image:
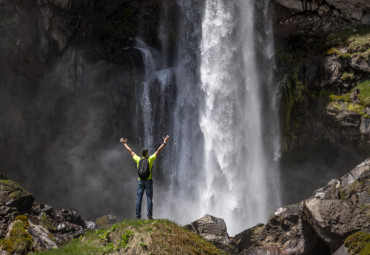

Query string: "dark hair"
[[141, 148, 148, 158]]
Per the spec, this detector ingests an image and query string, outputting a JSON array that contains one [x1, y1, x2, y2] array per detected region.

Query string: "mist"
[[0, 0, 367, 235]]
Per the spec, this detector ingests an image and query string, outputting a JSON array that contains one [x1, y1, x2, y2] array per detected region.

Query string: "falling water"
[[140, 0, 281, 235], [159, 0, 281, 235]]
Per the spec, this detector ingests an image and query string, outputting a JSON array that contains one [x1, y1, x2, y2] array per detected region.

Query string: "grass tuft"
[[32, 219, 225, 255]]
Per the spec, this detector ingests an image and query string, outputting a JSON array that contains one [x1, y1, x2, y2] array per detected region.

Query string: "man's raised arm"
[[154, 135, 170, 156], [120, 138, 136, 157]]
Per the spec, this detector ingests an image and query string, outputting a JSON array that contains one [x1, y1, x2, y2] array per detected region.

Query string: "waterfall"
[[141, 0, 281, 235]]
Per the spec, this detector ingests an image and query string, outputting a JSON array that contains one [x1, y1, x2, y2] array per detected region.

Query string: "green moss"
[[325, 80, 370, 115], [344, 232, 370, 255], [329, 94, 351, 102], [341, 72, 355, 81], [357, 80, 370, 106], [0, 179, 31, 198], [34, 219, 225, 255], [1, 215, 33, 254], [339, 189, 346, 200], [324, 26, 370, 52], [40, 213, 57, 231]]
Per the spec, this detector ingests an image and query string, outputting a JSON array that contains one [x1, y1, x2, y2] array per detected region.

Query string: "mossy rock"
[[0, 215, 33, 254], [0, 179, 34, 210], [344, 231, 370, 255], [35, 219, 225, 255], [39, 212, 57, 232], [96, 215, 117, 230]]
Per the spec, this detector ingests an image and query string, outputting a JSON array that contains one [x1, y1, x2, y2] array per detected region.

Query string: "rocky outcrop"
[[279, 25, 370, 152], [0, 174, 86, 254], [275, 0, 370, 22], [235, 158, 370, 254], [233, 223, 264, 252], [185, 214, 238, 254], [302, 159, 370, 251]]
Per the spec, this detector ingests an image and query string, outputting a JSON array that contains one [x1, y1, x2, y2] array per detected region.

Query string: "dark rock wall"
[[0, 0, 176, 220], [0, 0, 369, 222], [273, 0, 370, 205]]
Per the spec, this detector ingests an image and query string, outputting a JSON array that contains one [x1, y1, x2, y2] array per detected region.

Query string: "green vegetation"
[[324, 26, 370, 60], [1, 215, 33, 254], [339, 189, 346, 200], [321, 80, 370, 116], [344, 232, 370, 255], [34, 239, 101, 255], [0, 179, 31, 199], [357, 80, 370, 106], [33, 219, 224, 255], [40, 212, 57, 231], [341, 72, 355, 81]]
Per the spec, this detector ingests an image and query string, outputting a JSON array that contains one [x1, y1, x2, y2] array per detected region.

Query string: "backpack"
[[138, 158, 150, 180]]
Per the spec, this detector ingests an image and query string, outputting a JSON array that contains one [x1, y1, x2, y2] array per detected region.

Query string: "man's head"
[[141, 148, 148, 158]]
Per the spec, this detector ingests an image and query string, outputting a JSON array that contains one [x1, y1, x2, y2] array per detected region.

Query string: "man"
[[120, 135, 170, 220]]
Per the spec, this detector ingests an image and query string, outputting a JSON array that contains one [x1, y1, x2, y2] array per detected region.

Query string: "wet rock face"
[[235, 158, 370, 254], [0, 174, 86, 252]]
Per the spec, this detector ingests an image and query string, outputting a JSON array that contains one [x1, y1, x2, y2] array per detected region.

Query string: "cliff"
[[273, 0, 370, 205]]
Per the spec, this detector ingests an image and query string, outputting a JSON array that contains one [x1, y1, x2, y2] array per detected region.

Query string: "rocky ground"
[[0, 173, 88, 254], [189, 158, 370, 255], [1, 158, 368, 254]]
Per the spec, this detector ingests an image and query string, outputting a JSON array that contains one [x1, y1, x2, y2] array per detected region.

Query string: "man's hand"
[[163, 135, 170, 143], [121, 138, 136, 157]]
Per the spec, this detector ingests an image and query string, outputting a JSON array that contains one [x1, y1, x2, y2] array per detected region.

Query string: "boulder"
[[0, 178, 35, 238], [0, 177, 86, 253], [233, 223, 264, 252], [0, 179, 34, 211], [350, 55, 370, 73], [184, 214, 237, 254], [28, 221, 58, 251], [95, 214, 117, 229], [332, 244, 349, 255], [239, 158, 369, 254], [302, 159, 370, 251], [242, 204, 330, 255], [240, 246, 280, 255], [275, 0, 368, 21]]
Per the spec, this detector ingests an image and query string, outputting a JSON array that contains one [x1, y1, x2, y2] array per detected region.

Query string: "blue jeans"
[[136, 179, 153, 219]]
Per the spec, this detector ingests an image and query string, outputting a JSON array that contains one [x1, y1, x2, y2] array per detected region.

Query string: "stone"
[[275, 0, 304, 12], [185, 214, 237, 254], [350, 159, 370, 179], [28, 221, 58, 251], [240, 246, 280, 255], [326, 0, 366, 20], [0, 177, 86, 251], [332, 244, 349, 255], [257, 203, 330, 254], [302, 159, 370, 251], [0, 179, 34, 212], [85, 221, 96, 229], [323, 56, 341, 86], [350, 55, 370, 73], [234, 223, 264, 252], [95, 215, 117, 229]]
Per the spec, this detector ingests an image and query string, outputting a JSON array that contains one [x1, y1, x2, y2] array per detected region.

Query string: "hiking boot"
[[148, 217, 153, 220]]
